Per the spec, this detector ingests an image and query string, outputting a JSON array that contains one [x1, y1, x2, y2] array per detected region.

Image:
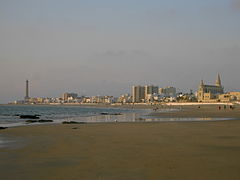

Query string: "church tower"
[[197, 80, 205, 101], [215, 73, 221, 87], [200, 80, 204, 87]]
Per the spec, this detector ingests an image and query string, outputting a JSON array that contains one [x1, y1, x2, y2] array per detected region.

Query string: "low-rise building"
[[229, 92, 240, 101], [218, 94, 231, 102], [117, 94, 131, 104]]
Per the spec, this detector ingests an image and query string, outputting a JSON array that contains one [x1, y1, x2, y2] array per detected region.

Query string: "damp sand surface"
[[150, 105, 240, 118], [1, 120, 240, 180]]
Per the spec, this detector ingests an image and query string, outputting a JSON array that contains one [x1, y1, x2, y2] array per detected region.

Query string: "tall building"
[[159, 87, 176, 97], [25, 80, 30, 100], [62, 93, 78, 101], [197, 74, 224, 102], [145, 85, 159, 98], [144, 85, 158, 103], [132, 86, 145, 103]]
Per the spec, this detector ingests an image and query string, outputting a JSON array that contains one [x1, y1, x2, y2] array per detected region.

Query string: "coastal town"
[[2, 1, 240, 180], [13, 74, 240, 105]]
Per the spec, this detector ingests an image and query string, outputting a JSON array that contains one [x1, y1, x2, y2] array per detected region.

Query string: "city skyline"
[[19, 79, 179, 100], [1, 0, 240, 103], [11, 73, 240, 104]]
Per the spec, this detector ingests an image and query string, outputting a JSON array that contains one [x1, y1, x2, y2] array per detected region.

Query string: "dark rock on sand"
[[38, 120, 53, 123], [111, 113, 122, 115], [25, 120, 38, 123], [100, 112, 122, 115], [0, 127, 8, 130], [20, 115, 40, 119], [26, 119, 53, 123], [62, 121, 85, 124]]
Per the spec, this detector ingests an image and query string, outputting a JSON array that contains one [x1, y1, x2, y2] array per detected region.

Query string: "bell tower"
[[197, 80, 205, 101], [215, 73, 221, 87]]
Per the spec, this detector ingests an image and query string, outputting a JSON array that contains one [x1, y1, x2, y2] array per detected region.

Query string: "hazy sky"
[[1, 0, 240, 103]]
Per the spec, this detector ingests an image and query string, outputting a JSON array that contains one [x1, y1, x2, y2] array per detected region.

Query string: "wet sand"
[[150, 105, 240, 118], [1, 119, 240, 180]]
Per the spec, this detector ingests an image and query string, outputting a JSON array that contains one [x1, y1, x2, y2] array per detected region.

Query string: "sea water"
[[0, 105, 146, 127], [0, 105, 233, 128]]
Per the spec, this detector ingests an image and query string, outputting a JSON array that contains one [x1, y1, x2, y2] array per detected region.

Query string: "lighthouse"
[[25, 80, 30, 100]]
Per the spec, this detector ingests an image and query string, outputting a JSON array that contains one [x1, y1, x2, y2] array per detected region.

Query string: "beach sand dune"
[[1, 119, 240, 180]]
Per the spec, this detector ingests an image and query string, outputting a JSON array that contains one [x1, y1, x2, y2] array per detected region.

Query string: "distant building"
[[89, 96, 114, 104], [25, 80, 30, 101], [145, 85, 158, 98], [218, 94, 231, 102], [118, 94, 131, 104], [217, 91, 240, 102], [132, 86, 145, 103], [197, 74, 224, 102], [62, 93, 78, 101], [229, 92, 240, 101], [159, 87, 176, 97], [83, 97, 91, 103], [143, 85, 158, 103]]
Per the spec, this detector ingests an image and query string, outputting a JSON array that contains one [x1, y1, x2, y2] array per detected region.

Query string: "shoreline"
[[2, 102, 240, 108], [1, 104, 240, 128]]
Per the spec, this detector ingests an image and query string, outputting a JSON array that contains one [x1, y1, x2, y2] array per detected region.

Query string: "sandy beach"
[[1, 105, 240, 180], [150, 104, 240, 118]]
